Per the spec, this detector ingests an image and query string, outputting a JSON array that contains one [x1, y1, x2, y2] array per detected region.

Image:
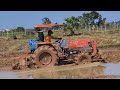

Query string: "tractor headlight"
[[88, 42, 92, 47]]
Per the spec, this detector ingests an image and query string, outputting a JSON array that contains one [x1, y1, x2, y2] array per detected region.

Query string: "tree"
[[89, 11, 100, 25], [97, 15, 107, 30], [97, 15, 103, 30], [64, 16, 79, 35], [16, 27, 25, 32], [97, 15, 102, 26], [42, 17, 51, 24], [102, 18, 107, 27], [79, 11, 100, 31], [82, 13, 91, 26], [64, 16, 79, 29], [63, 11, 106, 33]]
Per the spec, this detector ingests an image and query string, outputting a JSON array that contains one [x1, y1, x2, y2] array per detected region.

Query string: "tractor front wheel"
[[74, 53, 92, 65]]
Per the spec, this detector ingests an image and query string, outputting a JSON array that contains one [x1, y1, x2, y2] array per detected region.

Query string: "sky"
[[0, 11, 120, 29]]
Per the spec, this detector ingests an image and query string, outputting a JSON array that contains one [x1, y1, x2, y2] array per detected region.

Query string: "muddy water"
[[0, 72, 33, 79], [0, 72, 19, 79], [102, 63, 120, 75], [0, 63, 120, 79]]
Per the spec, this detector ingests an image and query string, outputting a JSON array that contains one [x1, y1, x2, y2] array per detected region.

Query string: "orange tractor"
[[12, 24, 104, 70]]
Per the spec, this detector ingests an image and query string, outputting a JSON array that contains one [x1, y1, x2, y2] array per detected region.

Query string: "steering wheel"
[[55, 38, 62, 43]]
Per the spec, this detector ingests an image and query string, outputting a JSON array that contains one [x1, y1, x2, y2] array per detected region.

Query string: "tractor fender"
[[32, 43, 59, 59]]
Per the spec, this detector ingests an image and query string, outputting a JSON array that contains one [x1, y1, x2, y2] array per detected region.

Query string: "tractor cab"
[[29, 24, 64, 53], [35, 24, 64, 42]]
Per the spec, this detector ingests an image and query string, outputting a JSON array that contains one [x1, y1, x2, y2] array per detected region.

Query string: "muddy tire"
[[33, 45, 59, 68], [74, 53, 92, 65], [93, 49, 102, 59]]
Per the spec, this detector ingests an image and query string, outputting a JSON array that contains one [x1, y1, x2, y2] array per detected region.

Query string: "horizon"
[[0, 11, 120, 29]]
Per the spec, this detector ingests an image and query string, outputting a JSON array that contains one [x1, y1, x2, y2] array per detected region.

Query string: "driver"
[[45, 30, 61, 42]]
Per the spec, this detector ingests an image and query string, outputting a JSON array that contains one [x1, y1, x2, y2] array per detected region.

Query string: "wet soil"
[[0, 38, 120, 79], [0, 63, 120, 79]]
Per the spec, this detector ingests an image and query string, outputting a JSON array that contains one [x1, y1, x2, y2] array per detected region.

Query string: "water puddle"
[[0, 72, 19, 79], [102, 63, 120, 75], [0, 63, 120, 79]]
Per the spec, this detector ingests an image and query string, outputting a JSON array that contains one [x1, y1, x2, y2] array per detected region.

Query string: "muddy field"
[[0, 36, 120, 79], [0, 38, 120, 68], [0, 38, 29, 68], [0, 63, 120, 79]]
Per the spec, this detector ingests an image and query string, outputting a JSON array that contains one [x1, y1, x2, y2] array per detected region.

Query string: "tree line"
[[41, 11, 108, 35], [14, 11, 120, 35]]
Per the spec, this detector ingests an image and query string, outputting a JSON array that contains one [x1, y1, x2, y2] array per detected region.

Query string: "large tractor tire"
[[33, 45, 59, 68], [74, 53, 92, 65]]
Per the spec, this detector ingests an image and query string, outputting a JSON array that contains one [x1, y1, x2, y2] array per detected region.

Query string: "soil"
[[0, 38, 120, 70], [99, 48, 120, 63], [0, 38, 29, 70], [0, 38, 120, 79]]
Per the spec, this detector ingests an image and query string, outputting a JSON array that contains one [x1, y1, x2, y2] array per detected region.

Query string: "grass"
[[62, 29, 120, 48], [0, 29, 120, 49]]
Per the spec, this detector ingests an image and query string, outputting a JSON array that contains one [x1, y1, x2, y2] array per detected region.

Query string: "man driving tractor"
[[45, 30, 61, 42]]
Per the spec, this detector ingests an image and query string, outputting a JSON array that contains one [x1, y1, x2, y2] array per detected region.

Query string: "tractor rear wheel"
[[74, 53, 92, 65], [33, 45, 59, 68]]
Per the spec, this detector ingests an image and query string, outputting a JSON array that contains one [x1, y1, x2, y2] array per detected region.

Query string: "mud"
[[0, 55, 19, 68], [0, 38, 120, 79], [99, 48, 120, 63], [0, 63, 120, 79], [0, 38, 29, 69]]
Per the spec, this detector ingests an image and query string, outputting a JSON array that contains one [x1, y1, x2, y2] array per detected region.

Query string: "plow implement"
[[12, 51, 37, 70]]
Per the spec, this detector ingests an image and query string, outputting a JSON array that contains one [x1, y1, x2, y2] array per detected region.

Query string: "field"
[[0, 29, 120, 79]]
